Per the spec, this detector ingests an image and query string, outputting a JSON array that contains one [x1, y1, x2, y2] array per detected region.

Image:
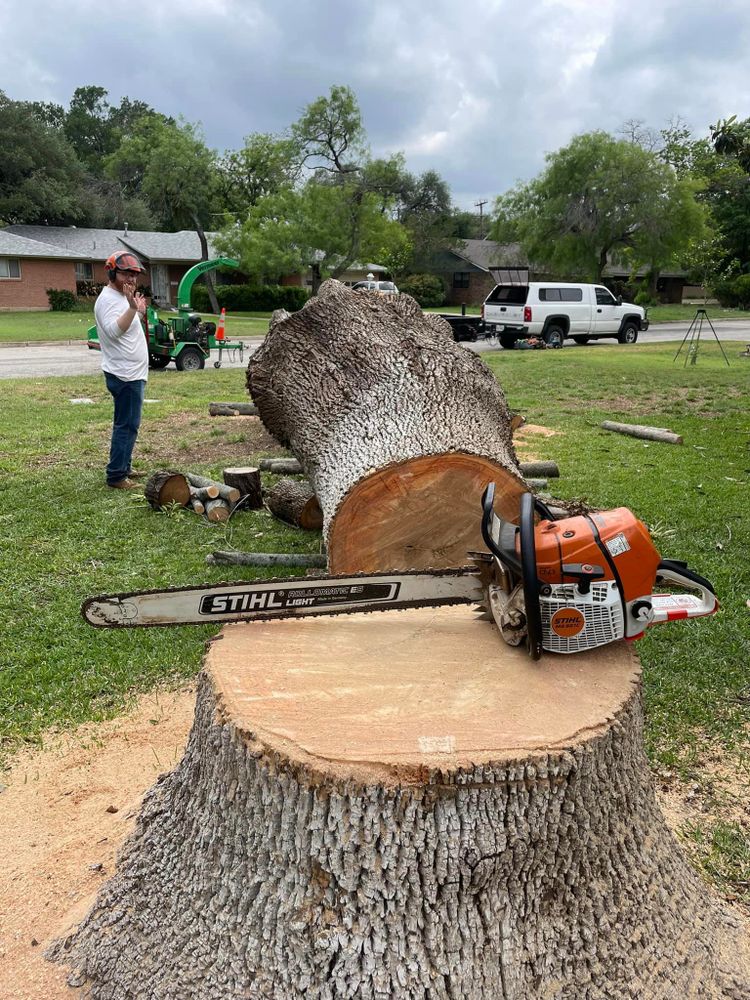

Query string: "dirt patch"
[[589, 386, 744, 417], [0, 688, 196, 999], [30, 410, 283, 473]]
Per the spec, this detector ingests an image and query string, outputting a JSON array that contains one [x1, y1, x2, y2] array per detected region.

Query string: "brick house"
[[0, 230, 81, 310], [434, 239, 688, 306], [1, 225, 233, 309]]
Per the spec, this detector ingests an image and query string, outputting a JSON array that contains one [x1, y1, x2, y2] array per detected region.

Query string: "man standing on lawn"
[[95, 251, 149, 489]]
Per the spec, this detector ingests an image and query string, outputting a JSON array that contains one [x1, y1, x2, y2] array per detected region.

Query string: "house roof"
[[0, 230, 80, 259], [444, 238, 685, 279], [2, 225, 219, 263]]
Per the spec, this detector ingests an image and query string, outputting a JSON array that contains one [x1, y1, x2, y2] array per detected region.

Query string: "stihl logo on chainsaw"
[[199, 582, 401, 616]]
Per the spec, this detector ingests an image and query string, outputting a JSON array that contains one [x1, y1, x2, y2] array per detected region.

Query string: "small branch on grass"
[[209, 402, 259, 417], [600, 421, 683, 445], [206, 551, 327, 568]]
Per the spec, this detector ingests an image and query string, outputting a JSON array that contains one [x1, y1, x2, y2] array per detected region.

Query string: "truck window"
[[539, 287, 583, 302], [595, 287, 617, 306], [486, 285, 528, 304]]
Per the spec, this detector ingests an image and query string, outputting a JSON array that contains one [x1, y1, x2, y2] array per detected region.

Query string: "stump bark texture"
[[50, 607, 749, 999], [247, 280, 526, 572], [144, 471, 190, 510]]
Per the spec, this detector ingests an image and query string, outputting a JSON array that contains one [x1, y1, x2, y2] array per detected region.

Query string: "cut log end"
[[327, 452, 526, 573], [144, 471, 190, 510]]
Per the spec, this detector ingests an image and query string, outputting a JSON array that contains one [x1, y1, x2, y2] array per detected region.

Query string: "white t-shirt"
[[94, 285, 149, 382]]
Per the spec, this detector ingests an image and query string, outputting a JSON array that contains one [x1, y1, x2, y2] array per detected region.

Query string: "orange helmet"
[[105, 251, 145, 278]]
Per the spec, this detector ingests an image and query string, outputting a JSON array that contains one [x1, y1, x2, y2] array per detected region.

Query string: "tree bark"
[[48, 607, 750, 998], [247, 279, 527, 573], [259, 458, 303, 474], [265, 477, 323, 530], [223, 467, 263, 509], [144, 470, 190, 510], [600, 421, 684, 445]]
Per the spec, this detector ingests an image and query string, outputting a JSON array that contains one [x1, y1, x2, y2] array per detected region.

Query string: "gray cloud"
[[1, 0, 748, 208]]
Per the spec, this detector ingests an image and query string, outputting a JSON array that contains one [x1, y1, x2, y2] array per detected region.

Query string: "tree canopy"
[[491, 131, 705, 281]]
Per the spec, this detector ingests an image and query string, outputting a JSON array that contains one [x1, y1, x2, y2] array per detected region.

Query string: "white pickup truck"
[[481, 282, 649, 349]]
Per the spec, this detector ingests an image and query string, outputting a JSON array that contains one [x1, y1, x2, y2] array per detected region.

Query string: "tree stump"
[[247, 280, 526, 572], [144, 470, 190, 510], [265, 477, 324, 530], [223, 467, 263, 509], [50, 607, 749, 999]]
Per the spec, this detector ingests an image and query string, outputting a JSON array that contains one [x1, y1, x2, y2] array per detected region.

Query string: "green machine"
[[87, 256, 243, 371]]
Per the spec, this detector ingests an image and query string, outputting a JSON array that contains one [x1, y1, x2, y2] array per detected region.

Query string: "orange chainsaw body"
[[531, 508, 662, 605]]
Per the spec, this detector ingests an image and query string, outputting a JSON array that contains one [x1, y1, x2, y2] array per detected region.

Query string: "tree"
[[221, 87, 413, 293], [492, 131, 705, 281], [0, 91, 86, 225], [218, 132, 300, 216], [108, 118, 222, 309]]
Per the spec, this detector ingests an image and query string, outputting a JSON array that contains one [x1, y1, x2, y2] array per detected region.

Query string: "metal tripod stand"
[[673, 308, 730, 367]]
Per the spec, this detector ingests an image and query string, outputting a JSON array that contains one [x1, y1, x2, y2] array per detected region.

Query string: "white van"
[[482, 282, 648, 349]]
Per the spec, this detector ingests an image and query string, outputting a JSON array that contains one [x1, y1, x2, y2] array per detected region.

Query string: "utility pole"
[[474, 199, 488, 239]]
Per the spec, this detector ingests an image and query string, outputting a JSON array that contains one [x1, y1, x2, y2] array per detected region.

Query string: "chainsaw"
[[82, 486, 718, 660]]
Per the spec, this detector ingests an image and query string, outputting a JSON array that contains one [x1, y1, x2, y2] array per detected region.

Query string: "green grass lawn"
[[0, 310, 272, 343], [0, 345, 748, 903]]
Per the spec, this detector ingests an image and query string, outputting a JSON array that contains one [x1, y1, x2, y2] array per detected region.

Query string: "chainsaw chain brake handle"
[[481, 485, 549, 661]]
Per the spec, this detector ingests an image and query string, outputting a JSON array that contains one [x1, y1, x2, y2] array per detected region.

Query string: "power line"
[[474, 199, 488, 239]]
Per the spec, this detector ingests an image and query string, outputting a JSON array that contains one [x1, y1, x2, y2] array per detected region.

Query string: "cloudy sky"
[[2, 0, 749, 209]]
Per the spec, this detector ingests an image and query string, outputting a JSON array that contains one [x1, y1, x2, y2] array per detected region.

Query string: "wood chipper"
[[87, 257, 244, 370]]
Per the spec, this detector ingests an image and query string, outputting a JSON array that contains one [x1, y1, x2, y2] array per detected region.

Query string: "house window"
[[453, 272, 470, 288], [0, 257, 21, 279], [75, 262, 94, 281]]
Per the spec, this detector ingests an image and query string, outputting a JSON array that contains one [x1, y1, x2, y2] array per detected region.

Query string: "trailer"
[[437, 307, 485, 342]]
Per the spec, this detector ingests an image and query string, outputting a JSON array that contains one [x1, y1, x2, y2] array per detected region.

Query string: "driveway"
[[0, 324, 748, 378]]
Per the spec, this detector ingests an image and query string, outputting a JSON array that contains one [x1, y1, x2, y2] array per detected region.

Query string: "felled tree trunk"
[[247, 280, 526, 572], [49, 609, 749, 998]]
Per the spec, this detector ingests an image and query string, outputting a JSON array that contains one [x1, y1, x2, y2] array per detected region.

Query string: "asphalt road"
[[1, 322, 749, 378]]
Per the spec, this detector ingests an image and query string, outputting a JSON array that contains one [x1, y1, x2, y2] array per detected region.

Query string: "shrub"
[[634, 290, 657, 307], [712, 277, 741, 308], [191, 284, 310, 313], [46, 288, 76, 311], [398, 273, 446, 307], [731, 273, 750, 309]]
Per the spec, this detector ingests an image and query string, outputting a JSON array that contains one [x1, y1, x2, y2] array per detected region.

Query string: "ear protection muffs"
[[104, 251, 144, 282]]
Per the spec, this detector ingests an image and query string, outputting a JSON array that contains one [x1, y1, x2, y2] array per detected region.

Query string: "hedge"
[[398, 274, 446, 308], [46, 288, 76, 311], [191, 284, 310, 313]]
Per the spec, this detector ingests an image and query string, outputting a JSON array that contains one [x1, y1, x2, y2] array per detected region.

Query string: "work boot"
[[126, 469, 147, 479], [107, 478, 140, 490]]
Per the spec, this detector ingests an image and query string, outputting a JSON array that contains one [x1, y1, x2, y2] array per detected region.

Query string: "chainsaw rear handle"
[[646, 561, 718, 624]]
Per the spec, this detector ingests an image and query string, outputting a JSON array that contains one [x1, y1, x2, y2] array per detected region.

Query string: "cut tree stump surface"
[[210, 606, 639, 778]]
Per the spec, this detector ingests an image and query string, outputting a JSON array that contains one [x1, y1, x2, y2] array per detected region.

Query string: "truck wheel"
[[499, 333, 517, 350], [572, 336, 590, 345], [544, 325, 565, 349], [617, 324, 639, 345], [175, 347, 205, 371], [148, 354, 171, 369]]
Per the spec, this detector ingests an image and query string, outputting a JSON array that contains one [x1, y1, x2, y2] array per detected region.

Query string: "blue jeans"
[[105, 373, 146, 483]]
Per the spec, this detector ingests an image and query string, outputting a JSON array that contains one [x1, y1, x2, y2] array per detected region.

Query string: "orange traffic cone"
[[216, 308, 226, 342]]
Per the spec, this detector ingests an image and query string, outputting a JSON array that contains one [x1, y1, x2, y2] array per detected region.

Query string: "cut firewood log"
[[144, 471, 190, 510], [188, 497, 205, 516], [258, 457, 303, 475], [247, 280, 527, 572], [222, 467, 262, 509], [510, 411, 525, 432], [186, 473, 240, 505], [208, 402, 258, 417], [519, 460, 559, 478], [265, 478, 323, 530], [525, 477, 548, 489], [600, 421, 683, 445], [204, 498, 230, 523], [189, 484, 218, 502], [50, 608, 750, 998], [206, 551, 327, 568]]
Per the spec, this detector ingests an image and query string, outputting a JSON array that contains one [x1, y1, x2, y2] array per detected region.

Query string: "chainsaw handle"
[[647, 562, 718, 624]]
